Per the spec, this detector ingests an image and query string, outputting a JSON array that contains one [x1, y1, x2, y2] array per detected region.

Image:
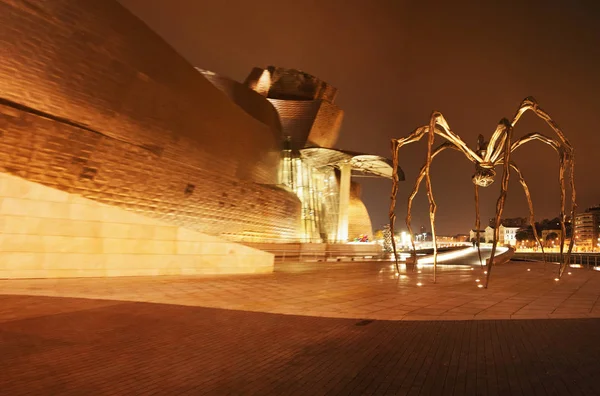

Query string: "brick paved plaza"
[[1, 258, 600, 395]]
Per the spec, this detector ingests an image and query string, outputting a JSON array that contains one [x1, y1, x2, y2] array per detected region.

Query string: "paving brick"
[[0, 261, 599, 394]]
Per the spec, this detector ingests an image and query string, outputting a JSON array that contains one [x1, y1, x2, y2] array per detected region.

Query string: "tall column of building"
[[336, 162, 352, 243]]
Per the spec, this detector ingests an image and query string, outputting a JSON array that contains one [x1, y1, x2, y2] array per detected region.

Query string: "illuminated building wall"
[[348, 183, 374, 241], [245, 67, 382, 243], [0, 172, 275, 278], [0, 0, 302, 244], [245, 67, 344, 150], [196, 68, 283, 138], [574, 207, 600, 250], [484, 225, 519, 245], [278, 143, 339, 242]]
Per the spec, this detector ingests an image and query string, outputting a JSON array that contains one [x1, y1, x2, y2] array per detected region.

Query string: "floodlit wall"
[[245, 67, 343, 149], [198, 69, 283, 139], [0, 0, 302, 243], [0, 0, 280, 183], [0, 173, 274, 278], [269, 99, 322, 149], [347, 183, 374, 240]]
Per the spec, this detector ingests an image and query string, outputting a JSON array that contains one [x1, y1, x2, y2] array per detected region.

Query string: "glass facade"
[[279, 147, 339, 243]]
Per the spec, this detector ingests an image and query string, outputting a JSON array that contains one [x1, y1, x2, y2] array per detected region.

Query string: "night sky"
[[120, 0, 600, 235]]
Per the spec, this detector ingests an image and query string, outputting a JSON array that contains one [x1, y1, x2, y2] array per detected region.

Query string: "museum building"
[[0, 0, 400, 278]]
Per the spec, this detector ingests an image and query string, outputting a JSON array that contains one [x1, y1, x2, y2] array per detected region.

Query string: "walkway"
[[2, 256, 598, 321], [1, 258, 599, 395]]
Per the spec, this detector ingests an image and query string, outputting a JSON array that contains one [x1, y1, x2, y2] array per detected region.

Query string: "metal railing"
[[512, 252, 599, 269], [272, 249, 385, 263]]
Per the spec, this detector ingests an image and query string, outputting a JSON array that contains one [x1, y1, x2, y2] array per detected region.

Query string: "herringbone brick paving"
[[0, 295, 599, 395]]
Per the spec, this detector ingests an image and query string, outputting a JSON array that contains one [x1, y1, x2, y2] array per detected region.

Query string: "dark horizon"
[[120, 0, 600, 235]]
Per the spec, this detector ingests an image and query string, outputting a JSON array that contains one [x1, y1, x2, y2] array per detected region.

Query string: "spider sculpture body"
[[388, 97, 576, 288]]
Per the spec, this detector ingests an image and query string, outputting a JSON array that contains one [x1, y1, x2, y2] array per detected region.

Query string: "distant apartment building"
[[469, 229, 485, 242], [484, 225, 520, 246], [574, 206, 600, 251]]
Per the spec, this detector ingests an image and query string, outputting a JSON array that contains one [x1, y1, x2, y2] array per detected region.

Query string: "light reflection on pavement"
[[0, 254, 598, 321]]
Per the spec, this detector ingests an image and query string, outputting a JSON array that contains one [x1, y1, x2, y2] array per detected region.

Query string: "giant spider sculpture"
[[388, 97, 576, 288]]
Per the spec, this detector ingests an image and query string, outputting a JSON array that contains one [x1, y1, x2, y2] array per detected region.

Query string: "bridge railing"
[[512, 251, 600, 269]]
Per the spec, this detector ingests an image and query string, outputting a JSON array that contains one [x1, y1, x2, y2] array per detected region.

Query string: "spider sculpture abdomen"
[[472, 165, 496, 187]]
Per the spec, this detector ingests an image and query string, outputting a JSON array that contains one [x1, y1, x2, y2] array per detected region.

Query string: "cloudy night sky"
[[120, 0, 600, 235]]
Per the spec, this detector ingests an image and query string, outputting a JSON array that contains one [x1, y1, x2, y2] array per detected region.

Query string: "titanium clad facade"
[[245, 67, 344, 150], [197, 69, 283, 140], [348, 183, 374, 241], [0, 0, 302, 243]]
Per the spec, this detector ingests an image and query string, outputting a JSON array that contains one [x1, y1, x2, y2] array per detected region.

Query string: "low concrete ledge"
[[243, 242, 383, 261]]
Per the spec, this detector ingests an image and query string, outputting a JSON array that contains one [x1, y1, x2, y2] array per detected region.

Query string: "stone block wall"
[[0, 173, 274, 278]]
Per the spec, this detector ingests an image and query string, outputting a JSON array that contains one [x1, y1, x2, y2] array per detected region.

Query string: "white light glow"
[[477, 284, 484, 288], [554, 278, 559, 281], [416, 282, 423, 286], [416, 247, 508, 265], [475, 279, 480, 282]]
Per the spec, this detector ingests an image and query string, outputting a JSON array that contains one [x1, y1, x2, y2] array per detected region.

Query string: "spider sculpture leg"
[[405, 163, 423, 269], [509, 96, 576, 277], [405, 143, 458, 272], [389, 140, 402, 274], [485, 119, 513, 288], [509, 162, 546, 263], [557, 151, 577, 277], [389, 125, 435, 274], [474, 184, 483, 268], [390, 118, 439, 281], [563, 159, 577, 277], [426, 113, 438, 282], [390, 112, 483, 282]]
